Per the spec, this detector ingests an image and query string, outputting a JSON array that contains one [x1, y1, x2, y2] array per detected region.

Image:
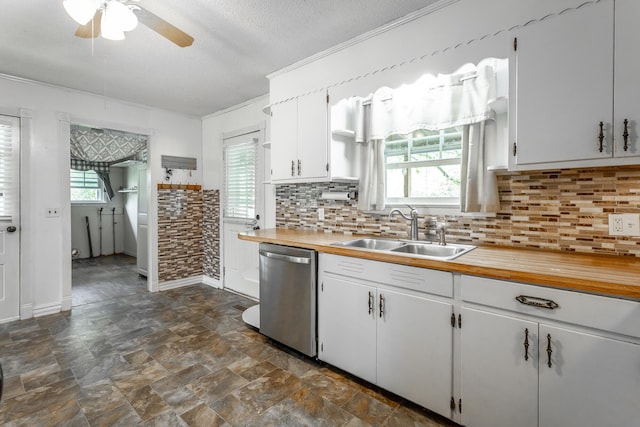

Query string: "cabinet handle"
[[524, 328, 530, 361], [379, 294, 384, 318], [623, 118, 629, 152], [516, 295, 559, 310], [546, 334, 553, 368], [598, 121, 605, 153], [368, 291, 374, 315], [297, 159, 301, 176], [291, 160, 295, 176]]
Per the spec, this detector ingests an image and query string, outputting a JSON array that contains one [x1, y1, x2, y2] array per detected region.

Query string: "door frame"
[[221, 122, 265, 297]]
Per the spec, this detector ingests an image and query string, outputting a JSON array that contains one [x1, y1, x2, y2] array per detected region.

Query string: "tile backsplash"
[[275, 166, 640, 257]]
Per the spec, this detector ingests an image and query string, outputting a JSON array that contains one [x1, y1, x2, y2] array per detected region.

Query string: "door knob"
[[6, 226, 16, 233]]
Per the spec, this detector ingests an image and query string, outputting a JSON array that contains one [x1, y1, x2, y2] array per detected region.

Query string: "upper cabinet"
[[614, 0, 639, 158], [511, 0, 639, 168], [270, 91, 329, 182]]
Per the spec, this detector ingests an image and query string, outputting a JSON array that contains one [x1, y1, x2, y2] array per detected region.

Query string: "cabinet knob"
[[291, 160, 295, 177], [623, 119, 629, 152]]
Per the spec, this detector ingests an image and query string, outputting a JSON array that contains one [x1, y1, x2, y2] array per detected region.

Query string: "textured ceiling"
[[0, 0, 441, 116]]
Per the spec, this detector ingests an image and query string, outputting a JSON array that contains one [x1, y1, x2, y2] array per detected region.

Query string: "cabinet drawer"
[[461, 275, 640, 339], [320, 254, 453, 298]]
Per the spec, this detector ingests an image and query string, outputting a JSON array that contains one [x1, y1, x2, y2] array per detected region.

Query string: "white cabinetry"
[[318, 254, 454, 418], [460, 275, 640, 427], [512, 1, 613, 166], [512, 0, 640, 168], [270, 91, 329, 182]]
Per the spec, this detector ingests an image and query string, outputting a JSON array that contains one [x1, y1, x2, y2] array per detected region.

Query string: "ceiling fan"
[[63, 0, 194, 47]]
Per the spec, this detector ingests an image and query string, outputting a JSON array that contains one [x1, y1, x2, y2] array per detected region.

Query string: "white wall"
[[0, 75, 202, 317], [70, 166, 126, 258]]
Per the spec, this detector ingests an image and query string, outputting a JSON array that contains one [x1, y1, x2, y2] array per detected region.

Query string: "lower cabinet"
[[318, 257, 454, 418], [460, 275, 640, 427], [460, 308, 539, 427]]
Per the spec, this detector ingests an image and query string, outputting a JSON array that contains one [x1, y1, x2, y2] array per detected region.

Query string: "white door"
[[460, 308, 539, 427], [377, 288, 453, 417], [317, 275, 377, 384], [539, 324, 640, 427], [222, 130, 263, 298], [0, 115, 20, 323]]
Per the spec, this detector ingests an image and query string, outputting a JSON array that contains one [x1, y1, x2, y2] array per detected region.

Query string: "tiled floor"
[[0, 258, 456, 426]]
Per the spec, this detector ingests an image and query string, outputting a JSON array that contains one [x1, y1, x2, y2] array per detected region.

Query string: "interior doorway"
[[68, 125, 150, 306]]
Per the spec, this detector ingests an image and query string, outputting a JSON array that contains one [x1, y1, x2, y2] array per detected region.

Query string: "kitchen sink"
[[332, 238, 475, 260], [390, 243, 475, 259], [334, 238, 406, 250]]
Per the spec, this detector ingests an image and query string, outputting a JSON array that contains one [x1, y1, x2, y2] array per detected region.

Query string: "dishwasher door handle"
[[259, 250, 311, 265]]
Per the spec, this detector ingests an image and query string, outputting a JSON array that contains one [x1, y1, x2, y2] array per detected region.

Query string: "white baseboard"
[[61, 296, 72, 312], [123, 249, 137, 257], [157, 276, 203, 292], [33, 303, 62, 318], [202, 275, 222, 289], [20, 303, 33, 320], [1, 314, 20, 324]]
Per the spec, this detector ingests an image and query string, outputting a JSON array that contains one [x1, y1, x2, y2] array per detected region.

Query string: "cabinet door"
[[297, 91, 329, 179], [377, 289, 453, 418], [460, 308, 538, 427], [614, 0, 640, 157], [270, 100, 298, 181], [539, 324, 640, 427], [317, 275, 377, 384], [514, 1, 613, 165]]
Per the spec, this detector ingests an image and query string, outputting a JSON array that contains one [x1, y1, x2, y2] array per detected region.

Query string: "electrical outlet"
[[45, 208, 60, 218], [318, 207, 325, 221], [609, 213, 640, 236]]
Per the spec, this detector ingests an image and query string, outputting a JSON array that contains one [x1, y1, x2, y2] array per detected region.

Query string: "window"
[[70, 169, 105, 203], [384, 127, 462, 206], [0, 115, 19, 221], [223, 137, 257, 219]]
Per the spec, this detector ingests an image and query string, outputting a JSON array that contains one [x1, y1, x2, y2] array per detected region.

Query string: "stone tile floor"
[[0, 259, 456, 426]]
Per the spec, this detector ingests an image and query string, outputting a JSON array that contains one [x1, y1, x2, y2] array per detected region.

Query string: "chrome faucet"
[[389, 206, 419, 240], [436, 220, 447, 246]]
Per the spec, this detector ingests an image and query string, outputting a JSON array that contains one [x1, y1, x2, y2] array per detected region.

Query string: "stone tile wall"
[[157, 187, 204, 281], [203, 190, 221, 280], [275, 166, 640, 257]]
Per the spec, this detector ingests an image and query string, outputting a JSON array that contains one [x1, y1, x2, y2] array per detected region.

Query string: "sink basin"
[[332, 238, 475, 260], [333, 238, 405, 250], [390, 243, 475, 260]]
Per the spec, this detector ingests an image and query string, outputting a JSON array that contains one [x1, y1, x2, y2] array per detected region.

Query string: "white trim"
[[123, 249, 137, 257], [266, 0, 460, 79], [33, 303, 62, 318], [157, 276, 203, 292], [223, 287, 260, 303], [19, 303, 32, 320], [61, 295, 72, 312], [0, 315, 20, 324], [202, 275, 223, 289], [202, 94, 270, 120], [222, 122, 265, 141]]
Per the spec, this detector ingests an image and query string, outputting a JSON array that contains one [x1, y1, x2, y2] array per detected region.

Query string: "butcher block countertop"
[[239, 229, 640, 300]]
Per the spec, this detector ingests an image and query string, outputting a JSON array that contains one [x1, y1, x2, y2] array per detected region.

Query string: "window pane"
[[386, 168, 406, 198], [224, 139, 257, 219], [70, 169, 104, 202], [411, 165, 460, 198]]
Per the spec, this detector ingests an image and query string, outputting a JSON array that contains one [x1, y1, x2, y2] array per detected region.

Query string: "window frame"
[[70, 169, 107, 204], [223, 135, 259, 221], [384, 127, 463, 207]]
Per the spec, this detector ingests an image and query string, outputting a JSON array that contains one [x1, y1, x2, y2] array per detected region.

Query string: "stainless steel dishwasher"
[[259, 243, 317, 357]]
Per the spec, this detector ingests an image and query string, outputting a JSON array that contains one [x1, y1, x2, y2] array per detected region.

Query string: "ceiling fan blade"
[[74, 10, 102, 38], [136, 7, 194, 47]]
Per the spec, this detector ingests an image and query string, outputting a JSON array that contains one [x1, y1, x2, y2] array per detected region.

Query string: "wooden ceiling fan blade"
[[74, 10, 102, 38], [136, 7, 194, 47]]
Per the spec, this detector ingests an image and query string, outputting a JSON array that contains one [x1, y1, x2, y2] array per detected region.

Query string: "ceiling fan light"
[[101, 6, 125, 41], [63, 0, 100, 26], [108, 1, 138, 32]]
